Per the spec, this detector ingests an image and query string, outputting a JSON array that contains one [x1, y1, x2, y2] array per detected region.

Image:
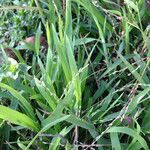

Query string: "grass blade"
[[0, 105, 39, 131], [110, 132, 121, 150], [107, 127, 149, 150], [0, 83, 35, 120]]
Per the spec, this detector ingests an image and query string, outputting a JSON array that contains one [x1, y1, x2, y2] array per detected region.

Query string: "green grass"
[[0, 0, 150, 149]]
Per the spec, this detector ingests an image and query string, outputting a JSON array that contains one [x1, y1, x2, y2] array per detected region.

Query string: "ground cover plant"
[[0, 0, 150, 149]]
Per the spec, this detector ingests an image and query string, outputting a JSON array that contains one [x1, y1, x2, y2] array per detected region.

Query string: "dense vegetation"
[[0, 0, 150, 149]]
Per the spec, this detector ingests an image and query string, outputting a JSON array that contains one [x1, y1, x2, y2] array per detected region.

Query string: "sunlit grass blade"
[[0, 105, 39, 131], [42, 86, 74, 126], [52, 25, 71, 82], [65, 0, 72, 39], [34, 77, 57, 110], [75, 38, 97, 46], [35, 23, 41, 55], [0, 83, 35, 120], [65, 36, 81, 107]]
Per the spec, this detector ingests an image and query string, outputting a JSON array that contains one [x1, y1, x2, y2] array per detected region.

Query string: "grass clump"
[[0, 0, 150, 149]]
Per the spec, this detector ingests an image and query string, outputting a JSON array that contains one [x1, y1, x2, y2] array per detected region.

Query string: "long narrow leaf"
[[0, 105, 39, 131], [0, 83, 35, 120], [106, 127, 149, 150]]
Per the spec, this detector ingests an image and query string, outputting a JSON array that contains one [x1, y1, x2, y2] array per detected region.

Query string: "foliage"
[[0, 0, 150, 149], [0, 0, 39, 47]]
